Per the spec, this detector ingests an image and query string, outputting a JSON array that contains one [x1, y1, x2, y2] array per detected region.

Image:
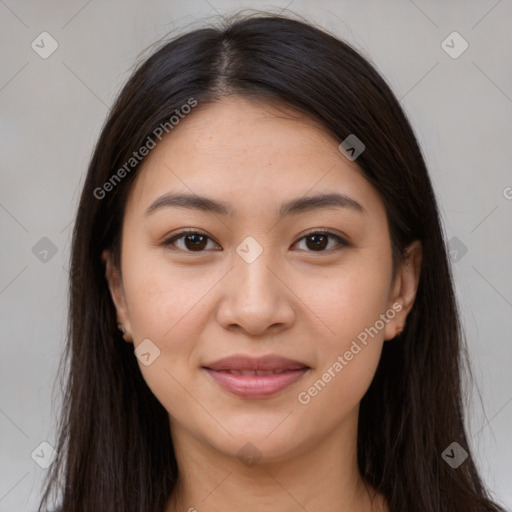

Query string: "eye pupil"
[[306, 234, 328, 251], [185, 234, 207, 251]]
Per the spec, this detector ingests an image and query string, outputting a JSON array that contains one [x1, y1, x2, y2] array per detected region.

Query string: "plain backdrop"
[[1, 0, 511, 510]]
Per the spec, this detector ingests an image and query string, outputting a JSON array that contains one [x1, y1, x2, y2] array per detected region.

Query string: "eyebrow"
[[144, 191, 366, 218]]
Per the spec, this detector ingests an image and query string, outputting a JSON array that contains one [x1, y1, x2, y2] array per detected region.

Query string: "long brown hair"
[[38, 12, 505, 512]]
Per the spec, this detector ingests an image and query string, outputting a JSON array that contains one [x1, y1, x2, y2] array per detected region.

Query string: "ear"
[[101, 249, 133, 342], [383, 240, 422, 341]]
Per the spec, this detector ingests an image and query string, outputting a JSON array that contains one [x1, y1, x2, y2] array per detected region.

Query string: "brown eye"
[[163, 231, 220, 252], [305, 233, 328, 251], [293, 231, 348, 252], [163, 229, 348, 254], [182, 233, 208, 251]]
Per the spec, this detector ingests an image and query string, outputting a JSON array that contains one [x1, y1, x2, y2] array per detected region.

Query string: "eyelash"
[[162, 229, 349, 254]]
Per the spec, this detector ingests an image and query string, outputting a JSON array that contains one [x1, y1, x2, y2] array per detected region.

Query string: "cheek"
[[294, 254, 391, 411], [299, 257, 392, 345], [297, 272, 390, 413], [297, 344, 382, 421], [120, 255, 212, 414], [122, 248, 213, 344]]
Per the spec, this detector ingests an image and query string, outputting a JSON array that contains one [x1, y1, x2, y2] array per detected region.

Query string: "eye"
[[163, 230, 221, 252], [292, 230, 349, 252], [162, 229, 349, 253]]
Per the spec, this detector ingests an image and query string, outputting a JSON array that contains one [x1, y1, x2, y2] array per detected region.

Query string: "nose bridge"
[[216, 233, 294, 334], [234, 234, 279, 299]]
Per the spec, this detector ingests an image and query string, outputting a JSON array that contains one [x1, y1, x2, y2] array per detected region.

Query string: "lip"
[[203, 354, 309, 371], [204, 368, 310, 398], [202, 354, 310, 399]]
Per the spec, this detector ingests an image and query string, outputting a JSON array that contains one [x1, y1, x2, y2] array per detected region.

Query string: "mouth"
[[212, 369, 296, 375], [202, 354, 310, 398]]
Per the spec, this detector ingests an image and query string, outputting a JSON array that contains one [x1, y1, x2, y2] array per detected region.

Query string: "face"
[[104, 96, 421, 464]]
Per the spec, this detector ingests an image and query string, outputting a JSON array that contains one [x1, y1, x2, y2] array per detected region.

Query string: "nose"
[[215, 245, 296, 336]]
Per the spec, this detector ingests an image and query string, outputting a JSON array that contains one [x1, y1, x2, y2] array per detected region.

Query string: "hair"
[[38, 11, 505, 512]]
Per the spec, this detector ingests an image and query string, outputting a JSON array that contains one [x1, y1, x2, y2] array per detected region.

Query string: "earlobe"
[[101, 249, 133, 342], [384, 240, 423, 341]]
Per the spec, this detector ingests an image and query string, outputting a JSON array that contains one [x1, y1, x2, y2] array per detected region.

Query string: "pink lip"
[[202, 353, 310, 399], [203, 368, 310, 398]]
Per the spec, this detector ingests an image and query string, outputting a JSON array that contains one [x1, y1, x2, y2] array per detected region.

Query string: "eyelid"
[[298, 227, 349, 243]]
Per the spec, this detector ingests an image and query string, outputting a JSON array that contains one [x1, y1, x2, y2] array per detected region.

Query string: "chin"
[[209, 423, 308, 464]]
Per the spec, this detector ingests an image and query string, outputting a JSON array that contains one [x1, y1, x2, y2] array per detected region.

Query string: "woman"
[[38, 12, 506, 512]]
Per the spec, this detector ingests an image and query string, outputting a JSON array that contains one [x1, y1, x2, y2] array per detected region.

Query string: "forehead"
[[124, 96, 384, 220]]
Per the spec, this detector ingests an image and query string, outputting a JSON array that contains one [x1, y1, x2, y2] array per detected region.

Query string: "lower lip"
[[203, 368, 309, 398]]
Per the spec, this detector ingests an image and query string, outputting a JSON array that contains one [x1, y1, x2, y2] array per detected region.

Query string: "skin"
[[104, 96, 422, 512]]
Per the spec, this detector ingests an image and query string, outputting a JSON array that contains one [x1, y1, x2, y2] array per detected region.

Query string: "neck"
[[165, 407, 387, 512]]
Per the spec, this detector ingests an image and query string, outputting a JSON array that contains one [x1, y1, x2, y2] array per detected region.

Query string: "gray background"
[[1, 0, 511, 510]]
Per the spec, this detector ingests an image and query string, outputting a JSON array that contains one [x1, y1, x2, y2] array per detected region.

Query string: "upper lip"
[[203, 354, 310, 371]]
